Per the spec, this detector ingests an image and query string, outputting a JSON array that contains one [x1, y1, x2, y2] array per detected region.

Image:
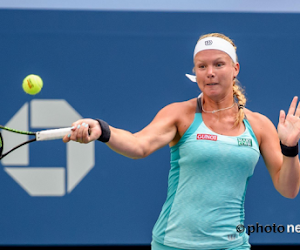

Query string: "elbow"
[[131, 156, 144, 160], [126, 141, 151, 159], [279, 189, 299, 199], [128, 149, 149, 160], [130, 155, 144, 160], [284, 194, 297, 199], [130, 155, 147, 160], [287, 190, 299, 199], [274, 177, 300, 199]]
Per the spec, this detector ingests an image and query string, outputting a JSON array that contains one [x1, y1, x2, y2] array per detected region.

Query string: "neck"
[[201, 94, 236, 114]]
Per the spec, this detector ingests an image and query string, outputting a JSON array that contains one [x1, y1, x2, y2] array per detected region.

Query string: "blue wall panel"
[[0, 10, 300, 245]]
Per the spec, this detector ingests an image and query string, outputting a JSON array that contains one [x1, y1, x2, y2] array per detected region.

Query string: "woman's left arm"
[[259, 96, 300, 199]]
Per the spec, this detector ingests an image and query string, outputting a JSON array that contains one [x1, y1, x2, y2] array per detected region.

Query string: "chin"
[[203, 90, 221, 97], [203, 92, 227, 101]]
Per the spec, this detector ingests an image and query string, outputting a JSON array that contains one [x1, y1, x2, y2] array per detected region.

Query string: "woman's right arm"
[[63, 103, 180, 159]]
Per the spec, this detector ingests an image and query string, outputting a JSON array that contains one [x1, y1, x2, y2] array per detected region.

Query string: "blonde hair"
[[198, 33, 246, 126]]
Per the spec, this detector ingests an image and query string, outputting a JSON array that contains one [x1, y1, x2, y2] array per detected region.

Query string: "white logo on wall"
[[1, 99, 95, 197]]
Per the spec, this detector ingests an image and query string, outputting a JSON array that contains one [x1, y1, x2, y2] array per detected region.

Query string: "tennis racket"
[[0, 125, 72, 160]]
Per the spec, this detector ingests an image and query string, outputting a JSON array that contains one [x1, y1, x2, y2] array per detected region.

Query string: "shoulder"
[[149, 98, 197, 129], [244, 108, 272, 125], [165, 98, 197, 110], [156, 98, 198, 146], [244, 108, 277, 146], [158, 98, 197, 118]]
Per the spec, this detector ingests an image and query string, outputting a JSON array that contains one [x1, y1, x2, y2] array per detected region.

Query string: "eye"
[[197, 64, 205, 69], [215, 62, 223, 68]]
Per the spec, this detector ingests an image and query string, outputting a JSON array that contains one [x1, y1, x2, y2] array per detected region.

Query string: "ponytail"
[[233, 79, 246, 126]]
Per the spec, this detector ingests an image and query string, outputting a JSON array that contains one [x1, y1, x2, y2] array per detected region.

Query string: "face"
[[194, 49, 240, 99]]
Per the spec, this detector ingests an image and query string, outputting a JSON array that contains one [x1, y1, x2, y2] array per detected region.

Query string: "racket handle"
[[36, 127, 73, 141]]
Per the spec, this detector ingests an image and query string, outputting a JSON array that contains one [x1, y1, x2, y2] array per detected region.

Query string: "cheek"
[[195, 70, 207, 80], [220, 71, 234, 82], [195, 76, 205, 86]]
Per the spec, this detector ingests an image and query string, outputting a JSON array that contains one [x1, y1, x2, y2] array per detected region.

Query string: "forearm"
[[106, 127, 147, 159], [276, 156, 300, 198], [64, 104, 178, 159]]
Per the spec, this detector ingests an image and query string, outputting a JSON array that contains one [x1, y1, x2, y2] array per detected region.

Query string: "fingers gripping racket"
[[0, 125, 72, 160]]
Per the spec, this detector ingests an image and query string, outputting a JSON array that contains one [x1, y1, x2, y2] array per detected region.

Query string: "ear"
[[233, 62, 240, 78]]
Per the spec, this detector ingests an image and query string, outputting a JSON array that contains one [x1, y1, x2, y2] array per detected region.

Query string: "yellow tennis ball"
[[22, 74, 43, 95]]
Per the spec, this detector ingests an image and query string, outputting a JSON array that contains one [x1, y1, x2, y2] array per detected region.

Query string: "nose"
[[206, 65, 215, 79]]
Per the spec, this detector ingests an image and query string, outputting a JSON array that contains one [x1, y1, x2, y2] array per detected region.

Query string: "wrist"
[[280, 141, 298, 157], [95, 119, 111, 143]]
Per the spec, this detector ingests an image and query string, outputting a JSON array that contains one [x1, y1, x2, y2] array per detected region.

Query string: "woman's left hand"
[[278, 96, 300, 146]]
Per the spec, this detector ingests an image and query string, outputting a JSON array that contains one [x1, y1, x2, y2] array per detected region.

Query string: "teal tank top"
[[152, 98, 260, 249]]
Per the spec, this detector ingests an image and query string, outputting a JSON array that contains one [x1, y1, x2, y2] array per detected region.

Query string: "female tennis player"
[[63, 33, 300, 250]]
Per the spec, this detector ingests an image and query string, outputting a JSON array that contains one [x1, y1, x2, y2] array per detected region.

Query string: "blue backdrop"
[[1, 9, 300, 246]]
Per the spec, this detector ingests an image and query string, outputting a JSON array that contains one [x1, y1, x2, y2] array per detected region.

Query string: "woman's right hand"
[[63, 118, 101, 144]]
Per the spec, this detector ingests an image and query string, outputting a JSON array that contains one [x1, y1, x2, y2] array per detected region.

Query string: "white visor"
[[186, 37, 237, 82], [193, 37, 236, 62]]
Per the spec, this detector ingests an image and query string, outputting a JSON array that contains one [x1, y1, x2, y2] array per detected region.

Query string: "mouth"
[[206, 83, 218, 86]]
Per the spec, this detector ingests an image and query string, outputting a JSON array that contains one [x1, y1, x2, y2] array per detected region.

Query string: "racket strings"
[[0, 132, 3, 156], [0, 126, 70, 160], [0, 138, 36, 159]]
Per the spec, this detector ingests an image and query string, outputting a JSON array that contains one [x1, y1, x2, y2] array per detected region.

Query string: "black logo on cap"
[[205, 40, 213, 46]]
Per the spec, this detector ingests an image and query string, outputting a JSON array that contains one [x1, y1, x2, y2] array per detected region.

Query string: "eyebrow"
[[214, 57, 226, 61], [195, 57, 226, 63]]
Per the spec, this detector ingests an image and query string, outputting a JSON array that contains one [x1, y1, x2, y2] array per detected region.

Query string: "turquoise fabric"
[[151, 238, 251, 250], [152, 113, 260, 249]]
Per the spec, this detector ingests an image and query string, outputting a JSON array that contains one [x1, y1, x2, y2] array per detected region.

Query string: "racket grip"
[[36, 127, 73, 141]]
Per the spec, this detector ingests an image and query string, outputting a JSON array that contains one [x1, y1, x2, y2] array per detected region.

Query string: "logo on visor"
[[205, 40, 213, 46], [197, 134, 217, 141]]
